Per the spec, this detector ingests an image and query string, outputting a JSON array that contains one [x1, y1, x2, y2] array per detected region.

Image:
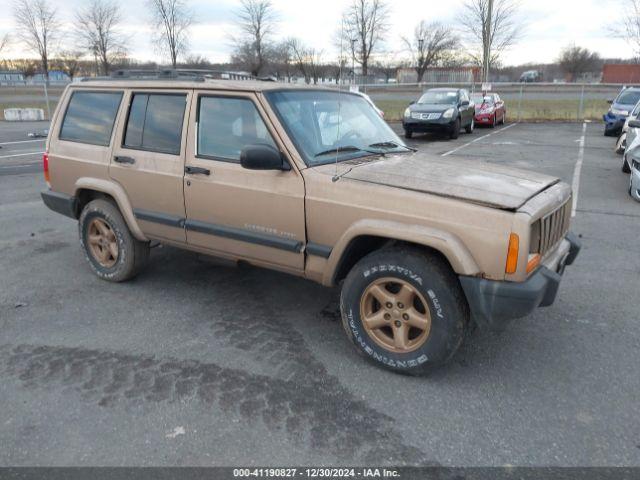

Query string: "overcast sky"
[[0, 0, 634, 66]]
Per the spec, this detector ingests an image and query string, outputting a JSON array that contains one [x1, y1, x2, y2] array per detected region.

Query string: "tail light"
[[43, 151, 50, 187]]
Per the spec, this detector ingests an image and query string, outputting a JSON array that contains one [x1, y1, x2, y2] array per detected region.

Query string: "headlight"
[[404, 108, 411, 118], [443, 108, 455, 119], [633, 159, 640, 170], [611, 107, 629, 116]]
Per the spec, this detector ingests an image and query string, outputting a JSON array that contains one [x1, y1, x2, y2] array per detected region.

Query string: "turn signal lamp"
[[505, 233, 519, 274]]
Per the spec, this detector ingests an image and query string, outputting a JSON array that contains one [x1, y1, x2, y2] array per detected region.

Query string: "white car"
[[616, 100, 640, 154], [622, 120, 640, 201]]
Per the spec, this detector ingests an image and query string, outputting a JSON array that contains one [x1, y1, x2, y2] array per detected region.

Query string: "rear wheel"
[[340, 247, 469, 375], [79, 199, 150, 282], [465, 118, 474, 134], [450, 118, 461, 139]]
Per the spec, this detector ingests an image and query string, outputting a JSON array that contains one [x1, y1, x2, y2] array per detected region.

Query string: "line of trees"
[[9, 0, 194, 83]]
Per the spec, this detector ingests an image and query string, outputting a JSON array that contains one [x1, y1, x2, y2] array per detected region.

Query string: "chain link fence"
[[0, 81, 627, 123]]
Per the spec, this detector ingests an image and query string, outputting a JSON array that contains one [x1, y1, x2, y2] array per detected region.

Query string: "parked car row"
[[604, 86, 640, 202], [401, 87, 507, 140]]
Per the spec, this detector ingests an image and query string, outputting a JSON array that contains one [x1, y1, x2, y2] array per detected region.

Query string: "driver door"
[[183, 91, 306, 273]]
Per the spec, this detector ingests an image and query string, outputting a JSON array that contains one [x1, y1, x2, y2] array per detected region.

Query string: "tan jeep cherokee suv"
[[41, 76, 580, 375]]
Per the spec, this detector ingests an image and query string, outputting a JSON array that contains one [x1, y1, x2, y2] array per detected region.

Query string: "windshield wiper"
[[368, 141, 417, 152], [314, 145, 381, 158]]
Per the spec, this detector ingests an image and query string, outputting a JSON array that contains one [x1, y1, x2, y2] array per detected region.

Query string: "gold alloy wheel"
[[87, 218, 118, 268], [359, 277, 432, 353]]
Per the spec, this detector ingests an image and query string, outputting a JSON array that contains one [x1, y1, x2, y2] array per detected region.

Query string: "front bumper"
[[459, 232, 582, 330], [474, 112, 495, 124], [603, 112, 626, 135], [631, 164, 640, 201], [403, 117, 455, 133]]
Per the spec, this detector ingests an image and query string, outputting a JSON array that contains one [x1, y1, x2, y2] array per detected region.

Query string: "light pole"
[[483, 0, 494, 87], [351, 39, 357, 85], [418, 38, 424, 81]]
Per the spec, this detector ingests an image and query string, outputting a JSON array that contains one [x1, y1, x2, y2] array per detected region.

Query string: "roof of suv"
[[72, 79, 335, 92]]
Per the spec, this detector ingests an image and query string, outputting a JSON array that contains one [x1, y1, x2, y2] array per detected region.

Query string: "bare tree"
[[148, 0, 193, 68], [76, 0, 127, 75], [232, 0, 278, 76], [0, 33, 10, 55], [558, 45, 601, 82], [339, 0, 390, 77], [54, 50, 84, 80], [459, 0, 521, 70], [287, 38, 324, 84], [13, 0, 60, 83], [616, 0, 640, 60], [402, 21, 459, 82]]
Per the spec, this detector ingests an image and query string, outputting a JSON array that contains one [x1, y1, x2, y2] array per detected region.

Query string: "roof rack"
[[80, 69, 257, 82]]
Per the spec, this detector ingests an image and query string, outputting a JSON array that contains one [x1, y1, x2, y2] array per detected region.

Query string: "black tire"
[[489, 114, 496, 128], [339, 247, 469, 376], [622, 157, 631, 173], [79, 199, 150, 282], [404, 129, 413, 139], [465, 118, 474, 134], [501, 111, 506, 125], [450, 118, 461, 139]]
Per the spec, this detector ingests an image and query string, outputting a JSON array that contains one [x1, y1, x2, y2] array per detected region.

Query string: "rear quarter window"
[[59, 91, 123, 146]]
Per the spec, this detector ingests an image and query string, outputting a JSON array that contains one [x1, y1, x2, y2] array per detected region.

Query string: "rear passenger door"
[[110, 90, 191, 243]]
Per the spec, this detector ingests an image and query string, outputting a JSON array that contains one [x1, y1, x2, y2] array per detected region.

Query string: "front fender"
[[323, 219, 481, 286], [74, 177, 148, 241]]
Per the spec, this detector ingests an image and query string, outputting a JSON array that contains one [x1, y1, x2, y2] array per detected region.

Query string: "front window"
[[417, 90, 459, 105], [471, 94, 494, 105], [266, 90, 409, 166]]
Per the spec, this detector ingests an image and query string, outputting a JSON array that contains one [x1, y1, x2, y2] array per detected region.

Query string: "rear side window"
[[59, 91, 123, 146], [123, 93, 186, 154], [197, 96, 276, 162]]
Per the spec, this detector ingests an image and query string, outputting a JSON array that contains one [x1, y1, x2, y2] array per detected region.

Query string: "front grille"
[[530, 198, 572, 256], [411, 112, 441, 120]]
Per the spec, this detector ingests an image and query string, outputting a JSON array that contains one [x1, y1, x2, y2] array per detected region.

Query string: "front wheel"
[[79, 199, 150, 282], [404, 129, 413, 139], [465, 118, 474, 134], [450, 118, 461, 139], [339, 247, 469, 375], [622, 156, 631, 173]]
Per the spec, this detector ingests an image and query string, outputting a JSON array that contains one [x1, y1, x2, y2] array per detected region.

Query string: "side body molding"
[[322, 219, 481, 286], [74, 177, 148, 242]]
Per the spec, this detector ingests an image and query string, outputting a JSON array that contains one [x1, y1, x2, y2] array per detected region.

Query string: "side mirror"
[[240, 144, 289, 171], [409, 100, 416, 105], [629, 120, 640, 129], [607, 99, 614, 104]]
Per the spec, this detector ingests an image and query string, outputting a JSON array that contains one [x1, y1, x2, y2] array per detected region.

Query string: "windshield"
[[471, 94, 494, 105], [266, 90, 408, 166], [417, 90, 458, 105], [617, 90, 640, 106]]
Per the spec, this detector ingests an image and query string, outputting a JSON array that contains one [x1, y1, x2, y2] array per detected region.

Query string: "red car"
[[471, 92, 506, 128]]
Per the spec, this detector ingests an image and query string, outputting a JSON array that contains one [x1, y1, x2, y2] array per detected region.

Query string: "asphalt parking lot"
[[0, 120, 639, 467]]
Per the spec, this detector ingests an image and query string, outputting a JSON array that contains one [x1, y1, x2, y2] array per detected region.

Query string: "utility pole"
[[418, 38, 424, 84], [483, 0, 494, 86], [351, 39, 357, 85]]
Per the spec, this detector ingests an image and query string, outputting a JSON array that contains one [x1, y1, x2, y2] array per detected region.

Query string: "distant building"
[[397, 67, 480, 84], [0, 70, 25, 85], [602, 64, 640, 84], [30, 70, 70, 83]]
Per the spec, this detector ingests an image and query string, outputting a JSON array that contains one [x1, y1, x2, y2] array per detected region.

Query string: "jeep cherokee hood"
[[313, 152, 560, 210]]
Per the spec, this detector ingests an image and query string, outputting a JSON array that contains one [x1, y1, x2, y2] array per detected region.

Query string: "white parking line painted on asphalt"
[[441, 123, 517, 157], [0, 162, 40, 169], [0, 151, 44, 159], [0, 139, 45, 146], [571, 122, 587, 217]]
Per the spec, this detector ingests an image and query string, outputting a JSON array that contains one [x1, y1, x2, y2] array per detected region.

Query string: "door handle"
[[185, 166, 210, 176], [114, 155, 135, 164]]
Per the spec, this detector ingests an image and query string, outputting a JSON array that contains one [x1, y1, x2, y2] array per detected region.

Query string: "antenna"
[[333, 19, 345, 182]]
